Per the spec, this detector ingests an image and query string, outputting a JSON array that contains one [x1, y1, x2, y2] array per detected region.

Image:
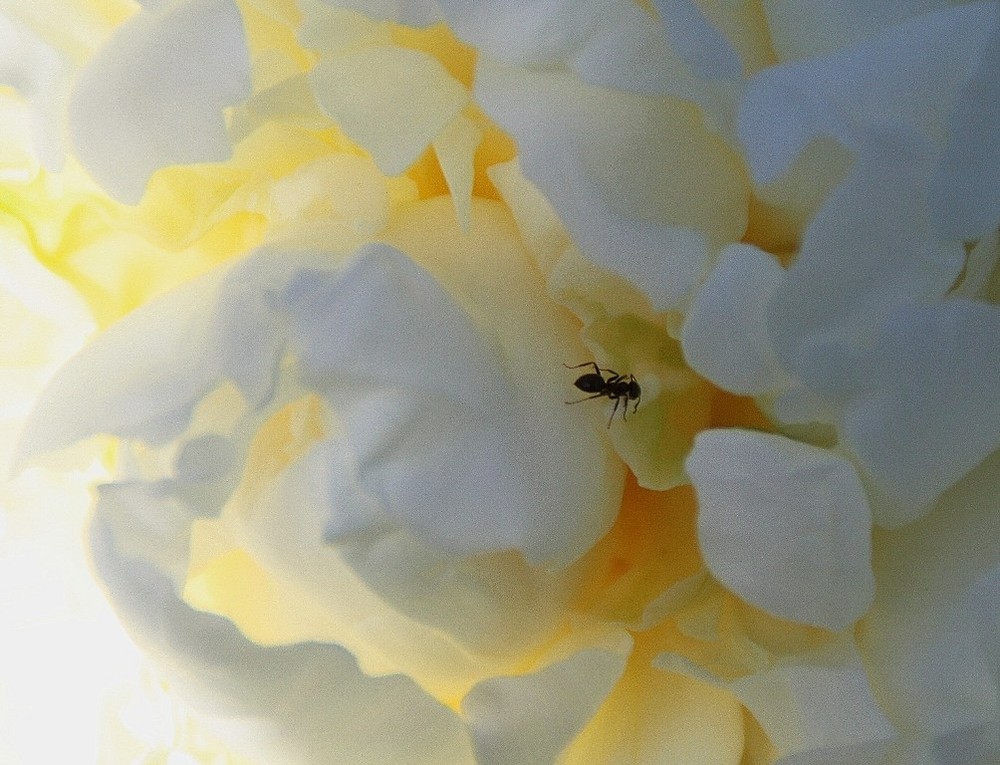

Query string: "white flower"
[[3, 1, 999, 763]]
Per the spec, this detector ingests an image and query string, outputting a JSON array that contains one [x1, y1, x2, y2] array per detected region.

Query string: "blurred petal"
[[68, 0, 252, 203], [687, 429, 874, 630], [740, 2, 1000, 184], [435, 0, 615, 67], [929, 21, 1000, 239], [653, 0, 742, 80], [91, 515, 475, 764], [432, 111, 482, 231], [563, 662, 745, 765], [761, 0, 955, 61]]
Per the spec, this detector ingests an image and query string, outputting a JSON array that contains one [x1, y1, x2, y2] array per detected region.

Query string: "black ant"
[[564, 362, 641, 428]]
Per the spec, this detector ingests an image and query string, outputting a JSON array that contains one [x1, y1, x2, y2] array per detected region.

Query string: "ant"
[[564, 362, 641, 428]]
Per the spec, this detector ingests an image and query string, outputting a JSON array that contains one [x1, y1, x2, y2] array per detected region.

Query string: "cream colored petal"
[[681, 243, 786, 396], [840, 300, 1000, 527], [68, 0, 252, 203], [562, 660, 744, 765], [432, 110, 483, 231], [687, 429, 874, 630], [476, 58, 747, 312], [461, 633, 631, 765], [860, 451, 1000, 756], [309, 45, 468, 175], [90, 516, 476, 764], [658, 640, 896, 765]]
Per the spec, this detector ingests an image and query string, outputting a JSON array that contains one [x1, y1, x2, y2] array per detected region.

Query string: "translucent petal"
[[14, 269, 226, 467], [686, 429, 874, 630], [90, 515, 475, 764], [68, 0, 252, 203], [475, 59, 747, 311], [681, 243, 785, 396], [840, 300, 1000, 527], [309, 45, 467, 175]]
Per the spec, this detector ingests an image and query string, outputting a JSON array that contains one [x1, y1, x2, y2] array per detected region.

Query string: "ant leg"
[[564, 361, 602, 376], [566, 393, 606, 405], [564, 362, 619, 377], [607, 397, 621, 428]]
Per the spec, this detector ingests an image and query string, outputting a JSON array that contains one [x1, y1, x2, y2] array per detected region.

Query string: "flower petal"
[[860, 450, 1000, 757], [309, 45, 468, 175], [840, 300, 1000, 527], [563, 661, 745, 765], [928, 20, 1000, 239], [658, 640, 896, 764], [461, 633, 631, 765], [90, 515, 475, 764], [681, 243, 785, 396], [761, 0, 955, 61], [68, 0, 251, 203], [475, 59, 746, 311], [686, 429, 874, 630], [652, 0, 742, 81], [14, 269, 225, 467], [740, 2, 1000, 184]]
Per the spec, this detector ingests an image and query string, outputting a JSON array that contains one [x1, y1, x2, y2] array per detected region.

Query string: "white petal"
[[309, 45, 467, 176], [840, 300, 1000, 527], [475, 59, 746, 311], [90, 515, 475, 764], [14, 269, 225, 468], [25, 205, 620, 567], [68, 0, 251, 203], [681, 243, 785, 395], [461, 635, 630, 765], [761, 0, 955, 61], [432, 111, 482, 231], [435, 0, 615, 67], [0, 12, 71, 169], [740, 2, 1000, 184], [860, 451, 1000, 756], [653, 0, 742, 80], [657, 640, 896, 764], [686, 429, 874, 630], [929, 21, 1000, 239]]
